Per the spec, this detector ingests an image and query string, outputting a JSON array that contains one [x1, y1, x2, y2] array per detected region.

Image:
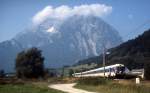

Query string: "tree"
[[144, 63, 150, 80], [0, 70, 5, 78], [69, 69, 74, 77], [15, 47, 44, 79]]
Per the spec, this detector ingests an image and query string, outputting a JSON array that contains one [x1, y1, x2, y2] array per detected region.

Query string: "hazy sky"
[[0, 0, 150, 42]]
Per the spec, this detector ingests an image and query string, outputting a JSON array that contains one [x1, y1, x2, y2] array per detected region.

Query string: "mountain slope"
[[0, 15, 122, 72], [75, 29, 150, 70]]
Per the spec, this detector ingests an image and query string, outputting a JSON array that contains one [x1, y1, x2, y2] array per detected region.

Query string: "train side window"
[[100, 70, 104, 73], [105, 69, 109, 72], [110, 68, 112, 72]]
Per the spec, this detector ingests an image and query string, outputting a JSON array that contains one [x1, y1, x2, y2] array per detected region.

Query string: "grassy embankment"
[[74, 77, 150, 93], [0, 78, 66, 93]]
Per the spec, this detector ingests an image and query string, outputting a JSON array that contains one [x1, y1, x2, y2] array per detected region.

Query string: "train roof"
[[75, 64, 124, 74]]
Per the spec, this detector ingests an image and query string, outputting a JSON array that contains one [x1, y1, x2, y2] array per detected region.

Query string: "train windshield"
[[117, 66, 125, 74]]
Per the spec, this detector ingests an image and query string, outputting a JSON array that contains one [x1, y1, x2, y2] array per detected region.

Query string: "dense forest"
[[75, 29, 150, 70]]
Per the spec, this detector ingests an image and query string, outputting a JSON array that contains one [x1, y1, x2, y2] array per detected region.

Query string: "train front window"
[[117, 66, 125, 74]]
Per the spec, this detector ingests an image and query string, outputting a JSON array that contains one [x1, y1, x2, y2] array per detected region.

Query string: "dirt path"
[[49, 83, 97, 93]]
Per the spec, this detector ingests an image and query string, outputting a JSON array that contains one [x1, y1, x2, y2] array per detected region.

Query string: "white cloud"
[[32, 4, 112, 25]]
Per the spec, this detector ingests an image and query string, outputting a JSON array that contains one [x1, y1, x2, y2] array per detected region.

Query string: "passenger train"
[[73, 64, 133, 78]]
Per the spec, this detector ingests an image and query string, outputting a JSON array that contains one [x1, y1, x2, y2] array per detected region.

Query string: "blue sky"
[[0, 0, 150, 42]]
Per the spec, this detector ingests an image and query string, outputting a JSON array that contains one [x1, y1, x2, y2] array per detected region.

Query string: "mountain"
[[75, 29, 150, 70], [0, 15, 122, 72], [0, 39, 22, 72]]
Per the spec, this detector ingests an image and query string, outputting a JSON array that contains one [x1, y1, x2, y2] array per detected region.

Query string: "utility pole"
[[103, 46, 106, 78], [62, 66, 65, 78], [81, 65, 83, 78]]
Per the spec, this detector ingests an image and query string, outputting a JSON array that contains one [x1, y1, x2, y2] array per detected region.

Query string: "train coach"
[[73, 64, 131, 78]]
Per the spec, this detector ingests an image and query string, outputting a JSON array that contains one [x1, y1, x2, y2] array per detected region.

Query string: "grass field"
[[0, 82, 66, 93], [75, 77, 150, 93]]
